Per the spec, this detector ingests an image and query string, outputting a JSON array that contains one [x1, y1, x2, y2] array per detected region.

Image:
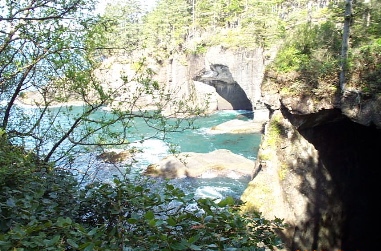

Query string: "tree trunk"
[[340, 0, 353, 92], [363, 0, 371, 27]]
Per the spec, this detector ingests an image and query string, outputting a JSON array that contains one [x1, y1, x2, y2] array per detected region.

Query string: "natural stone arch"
[[194, 64, 252, 110]]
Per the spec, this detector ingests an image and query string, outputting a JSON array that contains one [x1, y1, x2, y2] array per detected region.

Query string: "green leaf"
[[190, 244, 202, 250], [127, 218, 138, 224], [188, 234, 200, 244], [87, 227, 98, 236], [145, 210, 155, 220], [43, 235, 60, 246], [207, 244, 218, 248], [149, 219, 156, 227], [166, 184, 175, 190], [217, 196, 235, 207], [167, 217, 176, 227], [57, 217, 72, 227], [82, 242, 95, 251], [170, 242, 188, 250], [135, 186, 143, 192], [67, 239, 79, 248], [159, 234, 168, 240], [6, 198, 15, 207], [204, 215, 213, 223], [0, 241, 11, 247]]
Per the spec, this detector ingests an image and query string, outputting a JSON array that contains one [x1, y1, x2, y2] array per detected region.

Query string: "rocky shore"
[[144, 149, 255, 179]]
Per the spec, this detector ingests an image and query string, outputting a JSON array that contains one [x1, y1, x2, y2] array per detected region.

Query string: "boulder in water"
[[96, 150, 133, 163], [144, 149, 254, 179], [210, 119, 265, 134]]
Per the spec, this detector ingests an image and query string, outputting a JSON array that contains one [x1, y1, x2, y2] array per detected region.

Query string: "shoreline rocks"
[[144, 149, 255, 179], [210, 119, 265, 134]]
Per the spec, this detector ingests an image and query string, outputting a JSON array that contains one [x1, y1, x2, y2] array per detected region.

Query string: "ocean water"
[[166, 110, 261, 159], [12, 103, 262, 199], [81, 109, 262, 200]]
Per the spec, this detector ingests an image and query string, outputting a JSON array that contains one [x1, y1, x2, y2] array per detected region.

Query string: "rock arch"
[[194, 64, 252, 110]]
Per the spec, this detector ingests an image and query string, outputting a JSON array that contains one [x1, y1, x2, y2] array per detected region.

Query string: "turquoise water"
[[164, 110, 261, 159], [13, 104, 262, 199], [43, 106, 260, 160], [102, 109, 261, 200], [156, 110, 261, 199]]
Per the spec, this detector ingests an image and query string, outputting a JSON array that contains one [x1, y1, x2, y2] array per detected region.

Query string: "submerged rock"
[[96, 150, 133, 163], [144, 149, 254, 179]]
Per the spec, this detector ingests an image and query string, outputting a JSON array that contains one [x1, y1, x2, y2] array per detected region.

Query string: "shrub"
[[0, 139, 286, 250]]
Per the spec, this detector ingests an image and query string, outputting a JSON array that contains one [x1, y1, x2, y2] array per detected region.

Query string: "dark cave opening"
[[194, 64, 253, 111], [299, 117, 381, 251], [213, 82, 253, 110]]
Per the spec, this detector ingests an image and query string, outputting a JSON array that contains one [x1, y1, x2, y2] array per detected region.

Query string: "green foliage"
[[273, 21, 341, 77], [0, 139, 286, 250], [265, 114, 285, 148], [142, 0, 191, 59], [99, 0, 145, 55], [0, 133, 45, 188], [349, 39, 381, 92], [273, 46, 307, 73]]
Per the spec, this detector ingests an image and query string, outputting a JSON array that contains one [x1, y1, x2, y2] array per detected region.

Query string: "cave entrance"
[[299, 117, 381, 251], [213, 81, 252, 110], [194, 64, 253, 111]]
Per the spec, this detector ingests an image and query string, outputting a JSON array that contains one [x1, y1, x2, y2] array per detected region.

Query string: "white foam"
[[195, 186, 231, 200], [130, 139, 169, 164]]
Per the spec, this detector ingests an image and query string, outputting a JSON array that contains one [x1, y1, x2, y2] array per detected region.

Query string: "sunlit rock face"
[[155, 46, 266, 113], [243, 91, 381, 250], [203, 46, 265, 108], [340, 90, 381, 128], [95, 47, 266, 114]]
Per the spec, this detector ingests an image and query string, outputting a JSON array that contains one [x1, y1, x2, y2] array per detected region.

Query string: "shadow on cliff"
[[284, 112, 381, 251], [213, 81, 253, 110]]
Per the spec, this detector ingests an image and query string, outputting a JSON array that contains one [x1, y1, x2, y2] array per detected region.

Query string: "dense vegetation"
[[268, 0, 381, 97], [104, 0, 381, 93], [1, 0, 380, 250], [0, 131, 285, 250]]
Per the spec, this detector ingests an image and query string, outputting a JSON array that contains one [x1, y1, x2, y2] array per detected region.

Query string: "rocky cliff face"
[[153, 46, 268, 117], [241, 66, 381, 250], [159, 46, 381, 250]]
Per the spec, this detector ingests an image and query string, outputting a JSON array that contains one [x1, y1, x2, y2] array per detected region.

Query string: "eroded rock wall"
[[96, 46, 267, 114], [152, 46, 381, 251], [154, 46, 266, 112], [243, 91, 381, 250]]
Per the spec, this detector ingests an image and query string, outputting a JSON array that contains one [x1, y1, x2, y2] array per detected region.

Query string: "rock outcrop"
[[152, 45, 381, 251], [144, 149, 254, 179], [210, 119, 265, 134], [242, 77, 381, 251], [96, 149, 134, 163], [96, 46, 267, 115]]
